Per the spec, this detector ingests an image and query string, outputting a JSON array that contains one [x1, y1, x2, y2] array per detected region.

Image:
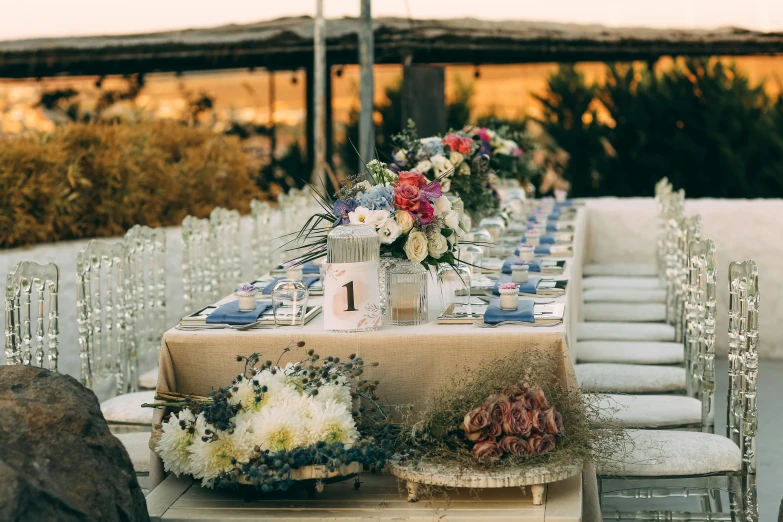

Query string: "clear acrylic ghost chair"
[[4, 261, 59, 371], [77, 239, 155, 425], [125, 225, 167, 391], [209, 207, 242, 299], [182, 215, 212, 315], [598, 259, 759, 522], [251, 199, 274, 276]]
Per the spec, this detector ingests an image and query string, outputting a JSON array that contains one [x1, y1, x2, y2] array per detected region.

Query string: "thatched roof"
[[2, 16, 783, 78]]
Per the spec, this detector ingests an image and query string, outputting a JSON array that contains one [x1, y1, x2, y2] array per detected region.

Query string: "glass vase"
[[378, 257, 397, 316], [387, 260, 428, 326]]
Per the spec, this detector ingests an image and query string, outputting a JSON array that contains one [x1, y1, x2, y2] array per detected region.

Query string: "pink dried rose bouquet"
[[463, 385, 564, 463]]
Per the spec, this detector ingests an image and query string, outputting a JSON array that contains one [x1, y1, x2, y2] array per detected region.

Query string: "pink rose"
[[512, 148, 523, 157], [478, 128, 491, 143], [443, 134, 473, 154], [503, 384, 530, 405], [499, 435, 530, 457], [482, 420, 502, 440], [542, 406, 564, 437], [528, 433, 556, 455], [486, 394, 511, 425], [463, 406, 491, 442], [528, 409, 546, 433], [502, 400, 532, 437], [526, 388, 550, 410], [471, 440, 502, 463], [417, 199, 435, 224], [394, 183, 421, 212], [397, 171, 427, 188]]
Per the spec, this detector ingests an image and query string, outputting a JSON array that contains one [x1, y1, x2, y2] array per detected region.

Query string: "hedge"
[[0, 121, 262, 248]]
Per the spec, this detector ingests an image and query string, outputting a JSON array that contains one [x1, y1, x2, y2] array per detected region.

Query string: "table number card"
[[323, 261, 381, 332]]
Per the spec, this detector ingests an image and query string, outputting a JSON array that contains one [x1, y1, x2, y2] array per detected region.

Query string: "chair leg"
[[728, 475, 744, 522], [743, 474, 758, 522], [710, 488, 724, 515]]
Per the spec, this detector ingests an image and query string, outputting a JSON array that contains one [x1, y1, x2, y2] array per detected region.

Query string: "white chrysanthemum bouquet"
[[152, 342, 393, 490]]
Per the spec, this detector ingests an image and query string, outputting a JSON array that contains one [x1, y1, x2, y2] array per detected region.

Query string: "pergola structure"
[[3, 16, 783, 173]]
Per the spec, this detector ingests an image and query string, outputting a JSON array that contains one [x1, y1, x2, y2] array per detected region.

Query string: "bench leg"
[[531, 484, 545, 505]]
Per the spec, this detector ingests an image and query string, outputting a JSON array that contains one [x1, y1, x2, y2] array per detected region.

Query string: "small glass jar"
[[525, 229, 541, 246], [271, 279, 309, 327], [554, 189, 568, 203], [499, 284, 519, 310], [479, 217, 506, 244], [528, 222, 547, 234], [517, 244, 535, 262], [286, 267, 304, 280], [468, 228, 493, 257], [511, 264, 529, 284], [459, 244, 484, 275], [235, 283, 259, 312], [437, 263, 472, 304], [387, 260, 428, 326]]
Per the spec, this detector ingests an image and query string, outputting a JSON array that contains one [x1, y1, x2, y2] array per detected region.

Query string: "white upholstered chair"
[[598, 259, 759, 522]]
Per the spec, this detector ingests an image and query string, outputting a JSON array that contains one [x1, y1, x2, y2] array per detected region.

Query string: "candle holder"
[[498, 283, 519, 310], [517, 244, 535, 262], [525, 229, 541, 246], [554, 189, 568, 203], [235, 282, 259, 311], [388, 260, 428, 326], [511, 264, 529, 284]]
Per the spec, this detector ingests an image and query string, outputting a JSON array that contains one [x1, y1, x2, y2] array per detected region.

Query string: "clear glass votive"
[[271, 279, 309, 327], [387, 260, 428, 326], [437, 263, 472, 305]]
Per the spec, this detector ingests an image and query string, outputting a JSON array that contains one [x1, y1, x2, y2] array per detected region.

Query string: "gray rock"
[[0, 365, 149, 522]]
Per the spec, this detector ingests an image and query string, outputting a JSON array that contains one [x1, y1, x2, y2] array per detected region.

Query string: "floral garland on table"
[[288, 159, 470, 270], [152, 342, 394, 490], [389, 120, 499, 222]]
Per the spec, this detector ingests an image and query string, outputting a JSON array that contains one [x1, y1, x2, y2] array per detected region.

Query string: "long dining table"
[[148, 206, 597, 521]]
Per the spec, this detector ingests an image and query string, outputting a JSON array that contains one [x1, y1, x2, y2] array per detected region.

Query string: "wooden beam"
[[402, 65, 446, 137]]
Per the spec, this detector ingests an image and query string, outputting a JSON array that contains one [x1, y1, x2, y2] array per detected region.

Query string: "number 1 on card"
[[342, 281, 358, 312]]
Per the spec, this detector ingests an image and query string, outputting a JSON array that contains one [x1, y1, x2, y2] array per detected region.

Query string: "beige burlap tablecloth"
[[148, 207, 599, 521]]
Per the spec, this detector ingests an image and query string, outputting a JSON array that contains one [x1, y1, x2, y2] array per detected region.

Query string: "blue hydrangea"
[[416, 137, 444, 160], [357, 185, 395, 211]]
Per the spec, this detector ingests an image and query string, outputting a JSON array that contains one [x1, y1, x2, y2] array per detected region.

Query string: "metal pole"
[[312, 0, 327, 191], [359, 0, 375, 175]]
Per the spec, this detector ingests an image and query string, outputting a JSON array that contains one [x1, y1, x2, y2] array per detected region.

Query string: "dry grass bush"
[[0, 121, 262, 248]]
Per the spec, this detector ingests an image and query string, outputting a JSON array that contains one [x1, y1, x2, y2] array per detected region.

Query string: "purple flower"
[[332, 199, 358, 227], [421, 181, 442, 200]]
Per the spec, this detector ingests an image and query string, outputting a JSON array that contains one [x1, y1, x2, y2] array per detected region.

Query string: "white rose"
[[377, 217, 401, 244], [449, 151, 464, 167], [458, 162, 470, 176], [348, 206, 373, 225], [430, 154, 454, 175], [414, 159, 432, 173], [366, 209, 390, 229], [394, 149, 407, 162], [427, 233, 449, 259], [444, 210, 460, 231], [404, 231, 429, 263], [433, 196, 452, 216], [395, 210, 415, 233]]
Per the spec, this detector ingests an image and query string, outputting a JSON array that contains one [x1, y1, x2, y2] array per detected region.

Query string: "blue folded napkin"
[[302, 261, 321, 275], [546, 223, 558, 232], [263, 276, 320, 295], [502, 256, 541, 274], [522, 234, 555, 244], [555, 200, 573, 208], [206, 300, 275, 325], [534, 245, 551, 255], [492, 275, 542, 295], [483, 298, 535, 325], [528, 213, 560, 223]]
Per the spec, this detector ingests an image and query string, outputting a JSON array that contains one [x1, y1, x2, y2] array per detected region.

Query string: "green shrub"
[[0, 121, 262, 248]]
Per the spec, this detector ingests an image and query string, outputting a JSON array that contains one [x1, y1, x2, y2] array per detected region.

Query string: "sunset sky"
[[2, 0, 783, 40]]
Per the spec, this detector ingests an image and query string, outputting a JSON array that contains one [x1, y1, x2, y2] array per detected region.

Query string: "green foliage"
[[0, 121, 262, 248], [539, 58, 783, 198]]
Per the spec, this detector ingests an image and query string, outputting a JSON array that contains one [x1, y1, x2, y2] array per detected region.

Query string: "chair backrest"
[[209, 207, 242, 298], [125, 225, 167, 389], [685, 237, 716, 432], [727, 260, 759, 476], [182, 215, 212, 315], [77, 240, 129, 394], [250, 199, 273, 276], [4, 261, 59, 371]]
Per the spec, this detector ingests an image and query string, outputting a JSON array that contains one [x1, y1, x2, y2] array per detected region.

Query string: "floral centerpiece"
[[395, 352, 626, 474], [289, 159, 469, 270], [151, 342, 394, 490], [388, 120, 499, 222], [468, 122, 541, 183]]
